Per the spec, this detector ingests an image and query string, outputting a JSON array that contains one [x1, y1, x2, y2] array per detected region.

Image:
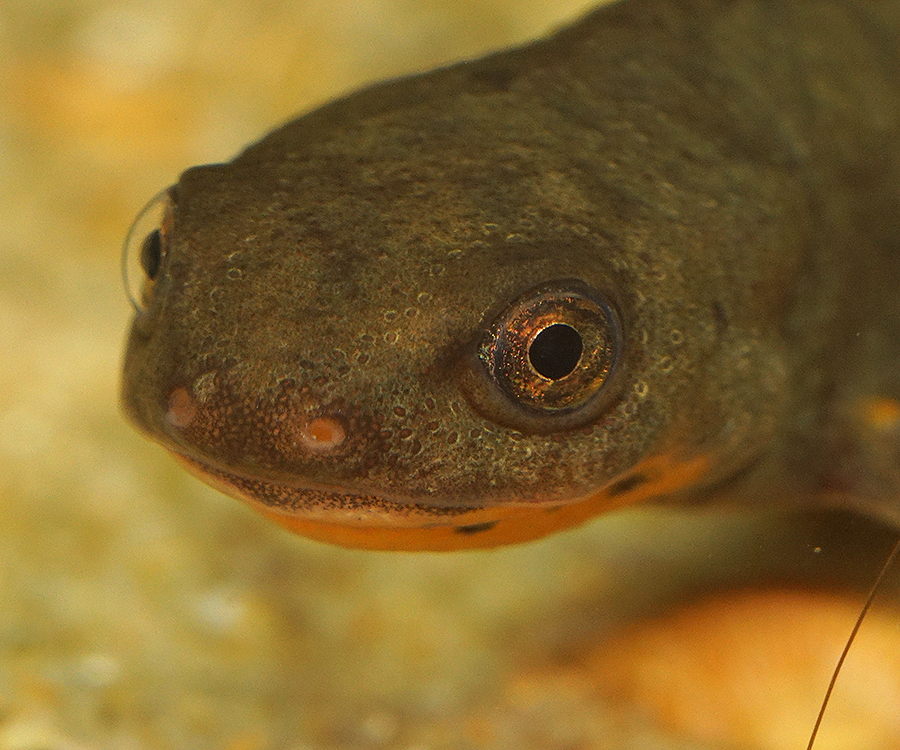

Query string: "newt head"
[[120, 21, 798, 551]]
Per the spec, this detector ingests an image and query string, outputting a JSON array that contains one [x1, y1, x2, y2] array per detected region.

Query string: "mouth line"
[[168, 449, 484, 529], [171, 449, 385, 500], [168, 448, 611, 551]]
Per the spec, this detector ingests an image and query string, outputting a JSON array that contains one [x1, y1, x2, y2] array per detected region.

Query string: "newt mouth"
[[167, 449, 691, 552], [169, 450, 537, 551], [170, 451, 462, 527]]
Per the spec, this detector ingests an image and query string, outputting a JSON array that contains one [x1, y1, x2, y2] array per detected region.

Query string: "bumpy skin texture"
[[121, 0, 900, 549]]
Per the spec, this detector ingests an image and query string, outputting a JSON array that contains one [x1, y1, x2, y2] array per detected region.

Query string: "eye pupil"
[[528, 324, 583, 380], [140, 229, 162, 280]]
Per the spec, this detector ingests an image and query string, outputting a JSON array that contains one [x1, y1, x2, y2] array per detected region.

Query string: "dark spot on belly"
[[455, 521, 498, 535], [712, 301, 729, 336], [606, 472, 649, 498], [470, 66, 517, 92]]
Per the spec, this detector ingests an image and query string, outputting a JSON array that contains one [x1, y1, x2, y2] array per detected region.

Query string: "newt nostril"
[[165, 386, 197, 429]]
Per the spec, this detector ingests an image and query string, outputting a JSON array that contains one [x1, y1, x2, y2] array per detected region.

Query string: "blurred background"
[[3, 1, 900, 748]]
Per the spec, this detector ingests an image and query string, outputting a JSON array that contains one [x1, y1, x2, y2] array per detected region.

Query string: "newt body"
[[122, 0, 900, 550]]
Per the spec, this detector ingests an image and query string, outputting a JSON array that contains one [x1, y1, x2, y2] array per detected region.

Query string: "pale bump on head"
[[298, 416, 346, 452]]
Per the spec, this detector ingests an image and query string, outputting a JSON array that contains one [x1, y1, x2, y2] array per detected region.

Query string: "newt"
[[120, 0, 900, 553]]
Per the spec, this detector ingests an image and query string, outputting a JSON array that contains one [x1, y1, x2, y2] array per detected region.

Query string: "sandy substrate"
[[2, 1, 900, 748]]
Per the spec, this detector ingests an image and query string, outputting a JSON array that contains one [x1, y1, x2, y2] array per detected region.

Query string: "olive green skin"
[[122, 0, 900, 538]]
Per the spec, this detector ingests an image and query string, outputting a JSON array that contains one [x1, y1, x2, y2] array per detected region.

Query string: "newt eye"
[[121, 188, 175, 312], [466, 280, 623, 433], [140, 229, 163, 281]]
